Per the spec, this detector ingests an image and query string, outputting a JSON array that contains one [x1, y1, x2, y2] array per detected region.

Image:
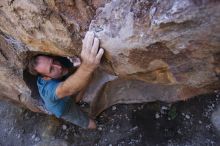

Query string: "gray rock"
[[32, 134, 36, 139], [98, 127, 103, 131], [62, 125, 67, 130], [211, 107, 220, 132], [155, 113, 160, 119], [34, 137, 40, 142], [112, 106, 116, 111], [34, 139, 69, 146], [185, 114, 190, 119]]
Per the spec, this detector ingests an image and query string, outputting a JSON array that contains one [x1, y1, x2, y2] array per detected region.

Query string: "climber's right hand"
[[80, 31, 104, 72]]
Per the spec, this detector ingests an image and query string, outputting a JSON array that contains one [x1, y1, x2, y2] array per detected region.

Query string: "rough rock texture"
[[0, 93, 219, 145], [212, 105, 220, 133], [0, 0, 219, 116]]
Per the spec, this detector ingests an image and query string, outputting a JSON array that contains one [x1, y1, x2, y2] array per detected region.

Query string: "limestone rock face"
[[0, 0, 219, 116]]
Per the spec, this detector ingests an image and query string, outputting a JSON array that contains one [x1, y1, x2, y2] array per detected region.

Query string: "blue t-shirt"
[[37, 77, 71, 118]]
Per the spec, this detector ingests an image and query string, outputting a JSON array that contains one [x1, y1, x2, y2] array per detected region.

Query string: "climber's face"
[[34, 56, 68, 79]]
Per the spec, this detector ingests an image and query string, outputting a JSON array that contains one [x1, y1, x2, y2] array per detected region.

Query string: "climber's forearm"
[[56, 64, 93, 98], [56, 31, 104, 99]]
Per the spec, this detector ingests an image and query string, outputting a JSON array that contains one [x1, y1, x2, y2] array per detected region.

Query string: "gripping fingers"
[[91, 38, 99, 55], [85, 32, 95, 52], [82, 32, 89, 50], [95, 48, 104, 62], [82, 32, 94, 50]]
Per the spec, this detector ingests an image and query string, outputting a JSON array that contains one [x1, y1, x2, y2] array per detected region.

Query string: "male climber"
[[28, 31, 104, 129]]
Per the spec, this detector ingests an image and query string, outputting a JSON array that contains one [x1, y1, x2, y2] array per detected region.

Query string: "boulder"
[[0, 0, 219, 116]]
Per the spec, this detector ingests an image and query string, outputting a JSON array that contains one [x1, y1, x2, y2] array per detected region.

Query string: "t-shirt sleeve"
[[43, 80, 61, 101]]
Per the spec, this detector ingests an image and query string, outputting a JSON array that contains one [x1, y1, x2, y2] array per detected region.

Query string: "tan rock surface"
[[0, 0, 219, 116]]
